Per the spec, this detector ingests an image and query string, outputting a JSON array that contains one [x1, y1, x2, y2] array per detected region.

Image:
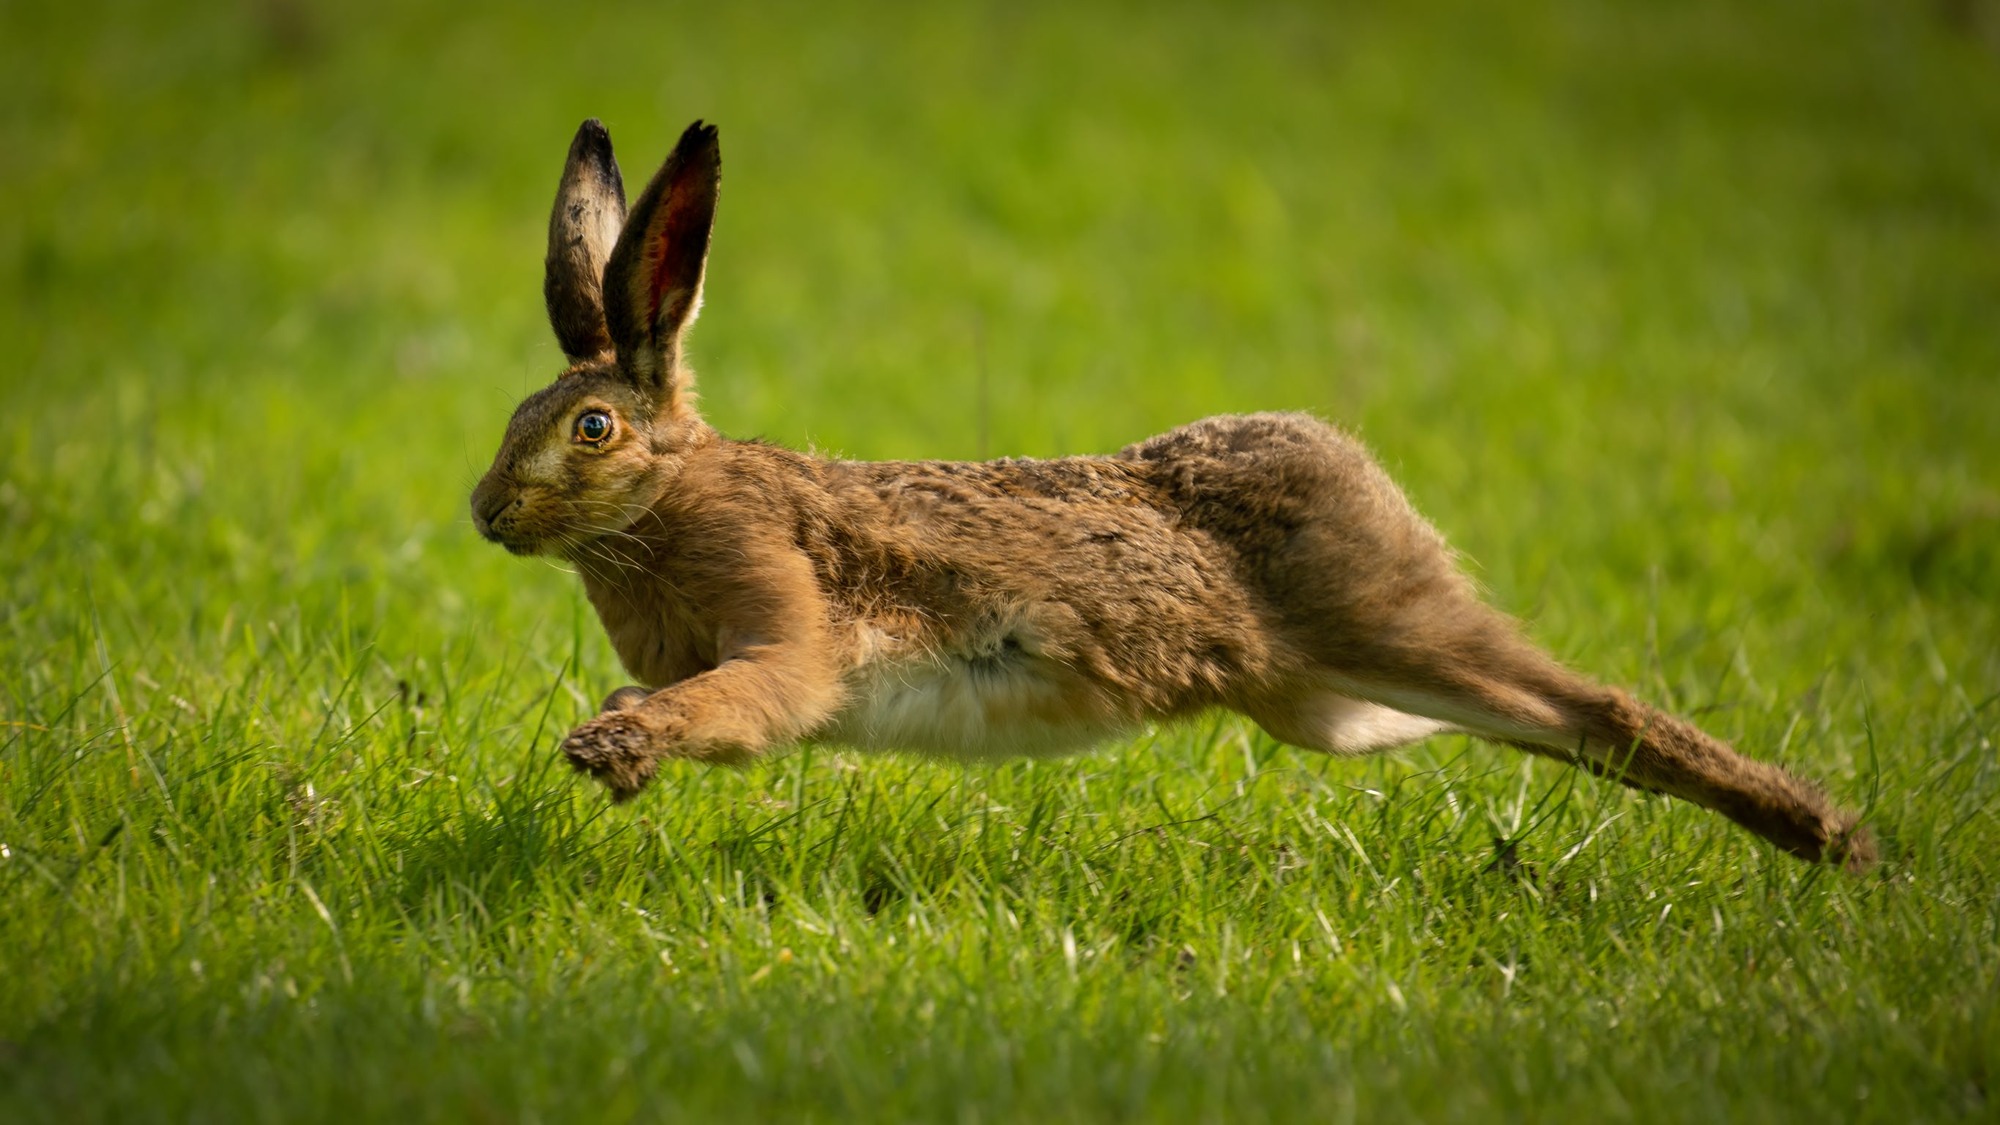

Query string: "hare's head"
[[471, 119, 719, 556]]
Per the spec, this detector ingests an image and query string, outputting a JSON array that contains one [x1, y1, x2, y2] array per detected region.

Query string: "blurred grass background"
[[2, 0, 1998, 1120]]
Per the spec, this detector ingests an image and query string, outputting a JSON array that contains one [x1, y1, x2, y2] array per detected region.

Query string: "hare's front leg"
[[562, 636, 844, 801]]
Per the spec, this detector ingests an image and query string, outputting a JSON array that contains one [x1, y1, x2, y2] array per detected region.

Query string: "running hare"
[[471, 119, 1875, 870]]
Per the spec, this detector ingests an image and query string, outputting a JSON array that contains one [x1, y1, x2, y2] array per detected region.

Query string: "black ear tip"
[[675, 119, 720, 157], [569, 118, 615, 163]]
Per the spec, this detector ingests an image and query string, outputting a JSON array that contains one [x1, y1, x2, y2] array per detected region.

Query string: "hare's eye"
[[575, 411, 613, 444]]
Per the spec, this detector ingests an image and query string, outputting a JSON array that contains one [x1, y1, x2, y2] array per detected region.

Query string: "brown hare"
[[471, 119, 1875, 871]]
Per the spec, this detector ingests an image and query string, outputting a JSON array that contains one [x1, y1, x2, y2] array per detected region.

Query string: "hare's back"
[[1117, 412, 1423, 535], [1120, 411, 1465, 620]]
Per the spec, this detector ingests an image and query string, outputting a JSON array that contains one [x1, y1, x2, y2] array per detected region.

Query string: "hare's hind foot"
[[1554, 696, 1880, 872], [1323, 643, 1878, 871]]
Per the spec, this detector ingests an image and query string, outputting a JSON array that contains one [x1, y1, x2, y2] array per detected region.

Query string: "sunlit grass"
[[3, 0, 1997, 1120]]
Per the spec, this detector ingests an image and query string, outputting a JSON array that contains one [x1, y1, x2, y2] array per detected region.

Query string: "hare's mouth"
[[472, 506, 548, 556], [472, 487, 580, 556], [476, 525, 542, 556]]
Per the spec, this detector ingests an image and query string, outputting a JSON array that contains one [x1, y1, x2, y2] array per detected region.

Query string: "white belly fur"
[[818, 648, 1129, 762]]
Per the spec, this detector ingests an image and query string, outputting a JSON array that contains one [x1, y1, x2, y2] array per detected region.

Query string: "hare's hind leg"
[[1332, 624, 1876, 870]]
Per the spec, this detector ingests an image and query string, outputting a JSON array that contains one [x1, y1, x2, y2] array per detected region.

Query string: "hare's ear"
[[602, 120, 719, 398], [544, 119, 628, 365]]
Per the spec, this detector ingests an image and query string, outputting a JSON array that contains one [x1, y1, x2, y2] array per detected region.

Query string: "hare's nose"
[[472, 489, 519, 537]]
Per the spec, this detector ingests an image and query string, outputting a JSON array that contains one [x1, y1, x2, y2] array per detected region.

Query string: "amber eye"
[[575, 410, 613, 444]]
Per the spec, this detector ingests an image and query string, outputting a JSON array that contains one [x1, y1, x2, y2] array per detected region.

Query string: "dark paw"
[[560, 712, 660, 801]]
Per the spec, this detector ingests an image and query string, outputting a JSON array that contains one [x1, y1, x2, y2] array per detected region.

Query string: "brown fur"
[[471, 119, 1876, 872]]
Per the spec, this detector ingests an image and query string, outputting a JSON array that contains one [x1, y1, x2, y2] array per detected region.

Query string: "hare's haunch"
[[471, 119, 1875, 871]]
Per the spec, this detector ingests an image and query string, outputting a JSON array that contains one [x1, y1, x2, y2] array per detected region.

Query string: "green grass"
[[4, 0, 1999, 1119]]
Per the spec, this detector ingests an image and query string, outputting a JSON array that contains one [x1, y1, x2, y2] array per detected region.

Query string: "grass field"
[[4, 0, 1999, 1119]]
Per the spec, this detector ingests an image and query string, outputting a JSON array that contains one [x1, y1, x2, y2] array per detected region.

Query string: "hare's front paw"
[[562, 711, 661, 801]]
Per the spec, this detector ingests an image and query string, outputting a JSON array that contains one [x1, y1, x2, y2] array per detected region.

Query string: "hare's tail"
[[1332, 617, 1876, 870]]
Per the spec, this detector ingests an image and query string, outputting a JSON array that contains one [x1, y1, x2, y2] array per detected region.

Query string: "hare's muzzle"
[[470, 480, 526, 549]]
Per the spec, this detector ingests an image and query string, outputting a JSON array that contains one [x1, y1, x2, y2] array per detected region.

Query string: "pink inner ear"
[[644, 174, 709, 331], [643, 222, 672, 330]]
